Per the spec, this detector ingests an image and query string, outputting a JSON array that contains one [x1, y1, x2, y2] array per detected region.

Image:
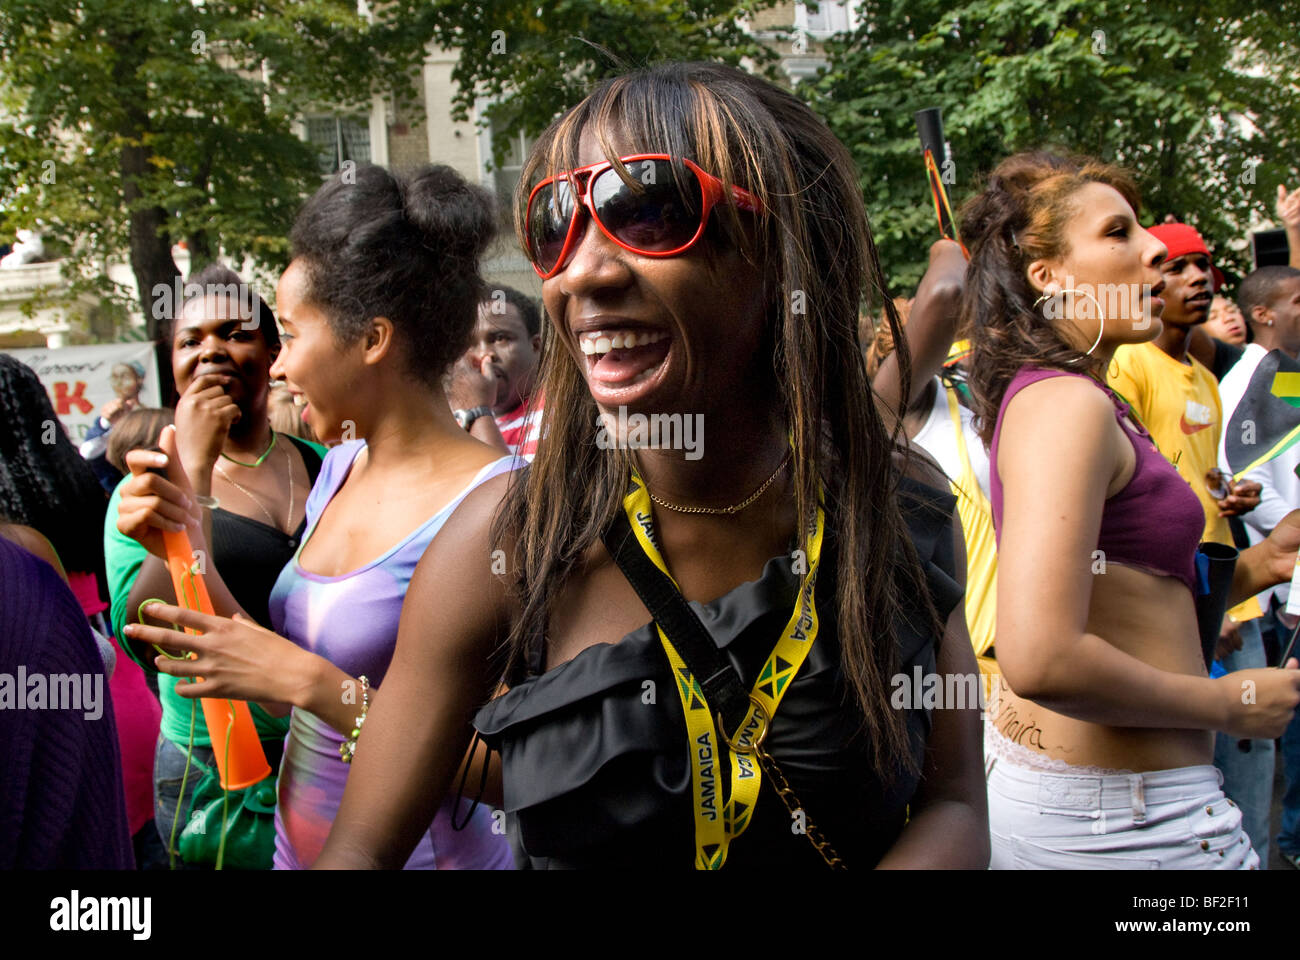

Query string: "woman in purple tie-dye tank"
[[268, 439, 514, 868], [124, 163, 516, 869]]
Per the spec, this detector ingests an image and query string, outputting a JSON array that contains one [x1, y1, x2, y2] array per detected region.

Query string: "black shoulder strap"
[[284, 434, 324, 487], [601, 508, 750, 733]]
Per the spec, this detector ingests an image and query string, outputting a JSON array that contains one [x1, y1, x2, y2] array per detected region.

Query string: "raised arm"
[[1277, 185, 1300, 270], [116, 424, 328, 719], [446, 353, 510, 454], [872, 239, 967, 425], [468, 413, 510, 453], [995, 376, 1300, 738], [313, 475, 512, 869], [1230, 507, 1300, 609]]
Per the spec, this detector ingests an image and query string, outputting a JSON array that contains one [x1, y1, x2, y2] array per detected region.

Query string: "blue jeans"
[[1213, 617, 1274, 865], [153, 735, 217, 869], [1277, 700, 1300, 858], [1266, 601, 1300, 858]]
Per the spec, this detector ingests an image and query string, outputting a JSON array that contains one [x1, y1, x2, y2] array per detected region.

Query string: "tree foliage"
[[0, 0, 446, 341], [409, 0, 786, 166], [0, 0, 791, 352], [805, 0, 1300, 294], [10, 0, 1290, 333]]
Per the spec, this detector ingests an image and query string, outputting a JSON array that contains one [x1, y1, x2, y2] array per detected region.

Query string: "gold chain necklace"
[[214, 438, 295, 532], [647, 450, 791, 516]]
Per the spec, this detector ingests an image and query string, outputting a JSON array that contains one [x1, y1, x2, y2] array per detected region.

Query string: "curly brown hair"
[[960, 150, 1141, 447]]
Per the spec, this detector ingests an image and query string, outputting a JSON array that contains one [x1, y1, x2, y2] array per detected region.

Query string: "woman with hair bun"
[[964, 150, 1300, 868], [121, 163, 515, 869]]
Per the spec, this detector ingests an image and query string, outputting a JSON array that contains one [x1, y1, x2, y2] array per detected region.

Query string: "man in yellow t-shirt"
[[1108, 221, 1271, 864], [1108, 338, 1237, 544]]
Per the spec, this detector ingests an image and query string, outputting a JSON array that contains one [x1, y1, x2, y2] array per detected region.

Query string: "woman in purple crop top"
[[963, 150, 1300, 868], [120, 163, 516, 869]]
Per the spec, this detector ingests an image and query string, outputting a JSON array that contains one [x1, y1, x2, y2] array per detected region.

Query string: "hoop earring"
[[1034, 288, 1106, 360]]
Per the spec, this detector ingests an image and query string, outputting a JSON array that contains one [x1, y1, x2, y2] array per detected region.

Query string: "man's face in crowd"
[[1206, 296, 1247, 345], [1158, 251, 1214, 328], [464, 301, 541, 414], [1259, 276, 1300, 355]]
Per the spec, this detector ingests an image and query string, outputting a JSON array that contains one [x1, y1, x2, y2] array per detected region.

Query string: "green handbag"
[[178, 765, 279, 870]]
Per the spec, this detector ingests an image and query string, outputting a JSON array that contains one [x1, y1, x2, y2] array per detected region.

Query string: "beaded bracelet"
[[338, 674, 370, 764]]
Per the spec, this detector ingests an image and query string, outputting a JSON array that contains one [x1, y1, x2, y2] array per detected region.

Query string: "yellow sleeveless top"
[[941, 382, 1000, 683]]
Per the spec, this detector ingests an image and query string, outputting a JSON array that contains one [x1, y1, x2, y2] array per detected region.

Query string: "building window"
[[797, 1, 851, 36], [305, 115, 371, 176], [490, 126, 533, 209]]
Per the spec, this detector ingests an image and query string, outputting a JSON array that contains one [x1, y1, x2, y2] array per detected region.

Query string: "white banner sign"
[[4, 342, 162, 444]]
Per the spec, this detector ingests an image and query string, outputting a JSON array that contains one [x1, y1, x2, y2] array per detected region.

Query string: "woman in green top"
[[106, 263, 327, 867]]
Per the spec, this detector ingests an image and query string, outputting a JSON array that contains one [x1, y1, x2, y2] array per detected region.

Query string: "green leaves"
[[4, 0, 1294, 334], [805, 0, 1300, 294], [410, 0, 786, 167], [0, 0, 444, 334]]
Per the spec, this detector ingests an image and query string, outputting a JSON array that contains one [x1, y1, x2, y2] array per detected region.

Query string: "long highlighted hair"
[[494, 61, 929, 779]]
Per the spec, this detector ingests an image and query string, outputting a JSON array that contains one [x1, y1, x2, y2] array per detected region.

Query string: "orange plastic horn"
[[161, 528, 271, 790]]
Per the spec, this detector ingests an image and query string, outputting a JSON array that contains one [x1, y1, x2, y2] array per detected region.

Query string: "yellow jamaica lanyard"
[[621, 470, 825, 869]]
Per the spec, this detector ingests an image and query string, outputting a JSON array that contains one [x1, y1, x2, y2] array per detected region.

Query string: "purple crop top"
[[989, 365, 1203, 592]]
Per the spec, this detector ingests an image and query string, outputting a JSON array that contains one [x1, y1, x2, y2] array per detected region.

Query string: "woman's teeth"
[[579, 329, 668, 356]]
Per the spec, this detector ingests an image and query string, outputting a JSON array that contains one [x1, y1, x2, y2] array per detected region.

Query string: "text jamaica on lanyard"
[[620, 468, 825, 869]]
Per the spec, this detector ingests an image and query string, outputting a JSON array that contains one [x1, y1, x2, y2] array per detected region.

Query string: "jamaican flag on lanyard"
[[1224, 349, 1300, 478]]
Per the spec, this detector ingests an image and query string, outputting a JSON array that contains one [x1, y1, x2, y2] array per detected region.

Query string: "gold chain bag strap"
[[602, 504, 846, 870], [728, 720, 845, 870]]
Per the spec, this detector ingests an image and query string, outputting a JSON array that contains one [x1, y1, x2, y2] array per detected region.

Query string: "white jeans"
[[988, 752, 1259, 870]]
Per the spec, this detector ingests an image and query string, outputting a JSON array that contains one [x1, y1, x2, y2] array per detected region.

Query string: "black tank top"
[[474, 473, 962, 869], [208, 435, 324, 628]]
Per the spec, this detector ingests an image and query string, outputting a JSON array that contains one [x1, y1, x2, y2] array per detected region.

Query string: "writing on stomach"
[[989, 560, 1213, 772]]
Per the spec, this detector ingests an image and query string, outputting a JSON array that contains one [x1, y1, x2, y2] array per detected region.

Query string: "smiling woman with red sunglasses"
[[315, 61, 988, 870]]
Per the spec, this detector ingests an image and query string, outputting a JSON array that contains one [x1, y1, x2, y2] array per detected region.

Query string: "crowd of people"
[[5, 60, 1300, 871]]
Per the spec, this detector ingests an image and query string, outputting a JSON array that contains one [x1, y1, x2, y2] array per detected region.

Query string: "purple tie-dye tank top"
[[268, 441, 517, 869]]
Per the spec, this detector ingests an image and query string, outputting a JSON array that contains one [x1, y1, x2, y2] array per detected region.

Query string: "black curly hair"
[[288, 163, 498, 386], [0, 354, 108, 577], [483, 285, 542, 338]]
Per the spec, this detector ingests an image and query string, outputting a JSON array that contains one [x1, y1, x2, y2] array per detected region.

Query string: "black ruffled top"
[[474, 474, 962, 869]]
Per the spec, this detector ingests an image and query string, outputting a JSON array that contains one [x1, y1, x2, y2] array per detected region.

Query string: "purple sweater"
[[0, 536, 133, 868]]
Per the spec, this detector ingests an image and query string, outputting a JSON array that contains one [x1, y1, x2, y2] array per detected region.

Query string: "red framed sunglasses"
[[524, 154, 763, 279]]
